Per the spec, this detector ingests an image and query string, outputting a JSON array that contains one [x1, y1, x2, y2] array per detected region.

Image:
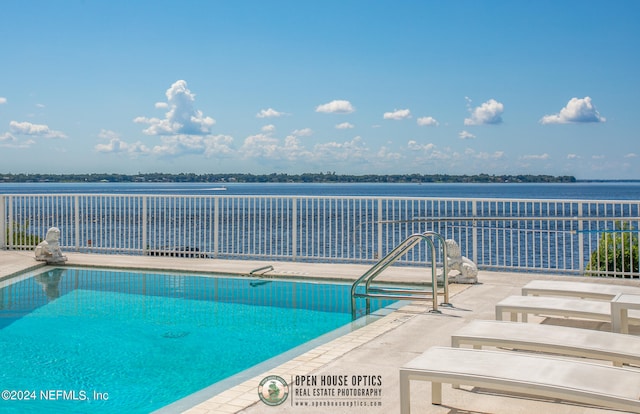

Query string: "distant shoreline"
[[0, 172, 586, 184]]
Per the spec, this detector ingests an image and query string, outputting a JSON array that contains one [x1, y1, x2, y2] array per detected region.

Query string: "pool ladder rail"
[[350, 231, 450, 319]]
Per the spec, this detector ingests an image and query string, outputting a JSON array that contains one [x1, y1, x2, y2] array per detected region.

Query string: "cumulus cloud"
[[95, 129, 150, 156], [0, 132, 34, 148], [134, 80, 215, 135], [9, 121, 67, 139], [377, 146, 402, 160], [292, 128, 313, 137], [407, 140, 435, 152], [239, 132, 313, 161], [625, 153, 637, 158], [464, 99, 504, 125], [383, 108, 411, 120], [458, 130, 475, 139], [202, 135, 234, 158], [95, 128, 234, 159], [257, 108, 286, 118], [417, 116, 438, 126], [336, 122, 354, 129], [0, 97, 6, 104], [315, 100, 355, 114], [312, 137, 368, 161], [567, 153, 581, 159], [540, 97, 606, 124], [240, 133, 280, 158], [150, 134, 233, 158], [261, 124, 276, 132]]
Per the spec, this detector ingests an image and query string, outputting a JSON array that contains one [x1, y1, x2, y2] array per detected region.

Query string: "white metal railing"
[[1, 194, 639, 278]]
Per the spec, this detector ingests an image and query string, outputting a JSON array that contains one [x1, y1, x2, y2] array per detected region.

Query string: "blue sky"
[[0, 1, 638, 179]]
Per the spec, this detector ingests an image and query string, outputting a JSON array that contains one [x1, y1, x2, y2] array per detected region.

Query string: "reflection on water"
[[34, 268, 64, 301]]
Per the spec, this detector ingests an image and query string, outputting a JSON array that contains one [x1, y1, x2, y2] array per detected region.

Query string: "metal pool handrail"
[[350, 231, 449, 319]]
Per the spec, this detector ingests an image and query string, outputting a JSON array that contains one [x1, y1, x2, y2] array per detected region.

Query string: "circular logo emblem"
[[258, 375, 289, 406]]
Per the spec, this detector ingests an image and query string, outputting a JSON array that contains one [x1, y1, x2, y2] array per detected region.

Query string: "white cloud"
[[261, 124, 276, 132], [464, 99, 504, 125], [155, 102, 168, 109], [315, 100, 355, 114], [0, 132, 35, 148], [312, 137, 368, 161], [567, 153, 581, 159], [239, 132, 312, 161], [9, 121, 67, 139], [592, 154, 605, 159], [95, 138, 133, 153], [625, 153, 637, 158], [0, 132, 17, 143], [417, 116, 439, 126], [377, 146, 402, 160], [257, 108, 286, 118], [383, 108, 411, 120], [0, 97, 6, 104], [240, 133, 280, 158], [95, 128, 234, 159], [540, 97, 606, 124], [407, 140, 435, 152], [458, 130, 476, 139], [474, 150, 505, 160], [134, 80, 215, 135], [95, 129, 150, 156], [36, 103, 45, 108], [292, 128, 313, 137], [336, 122, 354, 129], [202, 135, 234, 157], [522, 153, 550, 160]]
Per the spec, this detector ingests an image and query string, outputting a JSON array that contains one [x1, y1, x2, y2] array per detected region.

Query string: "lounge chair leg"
[[399, 371, 411, 414], [432, 382, 442, 405]]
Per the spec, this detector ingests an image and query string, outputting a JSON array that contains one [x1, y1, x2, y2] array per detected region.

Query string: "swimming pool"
[[0, 267, 394, 413]]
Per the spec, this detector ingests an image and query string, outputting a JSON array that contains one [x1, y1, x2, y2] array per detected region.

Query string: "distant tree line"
[[0, 172, 577, 183]]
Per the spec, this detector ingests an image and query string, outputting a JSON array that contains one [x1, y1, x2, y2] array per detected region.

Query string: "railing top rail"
[[1, 193, 640, 204]]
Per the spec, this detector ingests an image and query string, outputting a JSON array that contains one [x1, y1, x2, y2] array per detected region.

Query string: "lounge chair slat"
[[452, 319, 640, 366], [495, 295, 640, 324], [522, 280, 640, 300], [400, 347, 640, 414]]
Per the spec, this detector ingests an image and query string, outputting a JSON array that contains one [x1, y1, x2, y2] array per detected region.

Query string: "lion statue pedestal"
[[444, 239, 478, 284], [34, 227, 68, 265]]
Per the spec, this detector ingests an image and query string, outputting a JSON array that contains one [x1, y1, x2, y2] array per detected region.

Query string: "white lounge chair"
[[399, 346, 640, 414], [452, 319, 640, 366], [495, 294, 640, 324], [522, 279, 640, 300]]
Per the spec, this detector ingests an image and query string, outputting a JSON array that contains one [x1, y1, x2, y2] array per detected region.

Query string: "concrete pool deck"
[[1, 250, 638, 414]]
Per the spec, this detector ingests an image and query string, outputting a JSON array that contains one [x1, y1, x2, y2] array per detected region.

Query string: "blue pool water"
[[0, 268, 392, 413]]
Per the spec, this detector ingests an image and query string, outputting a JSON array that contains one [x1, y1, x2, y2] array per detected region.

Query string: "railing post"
[[578, 203, 584, 274], [7, 196, 13, 249], [74, 195, 80, 251], [292, 197, 298, 261], [142, 196, 148, 255], [377, 198, 383, 260], [0, 195, 5, 249], [213, 197, 219, 258], [472, 200, 478, 263]]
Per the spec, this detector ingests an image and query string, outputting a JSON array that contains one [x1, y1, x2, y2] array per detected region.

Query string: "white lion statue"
[[34, 227, 68, 264], [444, 239, 478, 284]]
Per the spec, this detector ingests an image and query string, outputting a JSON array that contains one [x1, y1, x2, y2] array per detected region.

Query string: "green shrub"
[[6, 221, 42, 247], [586, 221, 639, 278]]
